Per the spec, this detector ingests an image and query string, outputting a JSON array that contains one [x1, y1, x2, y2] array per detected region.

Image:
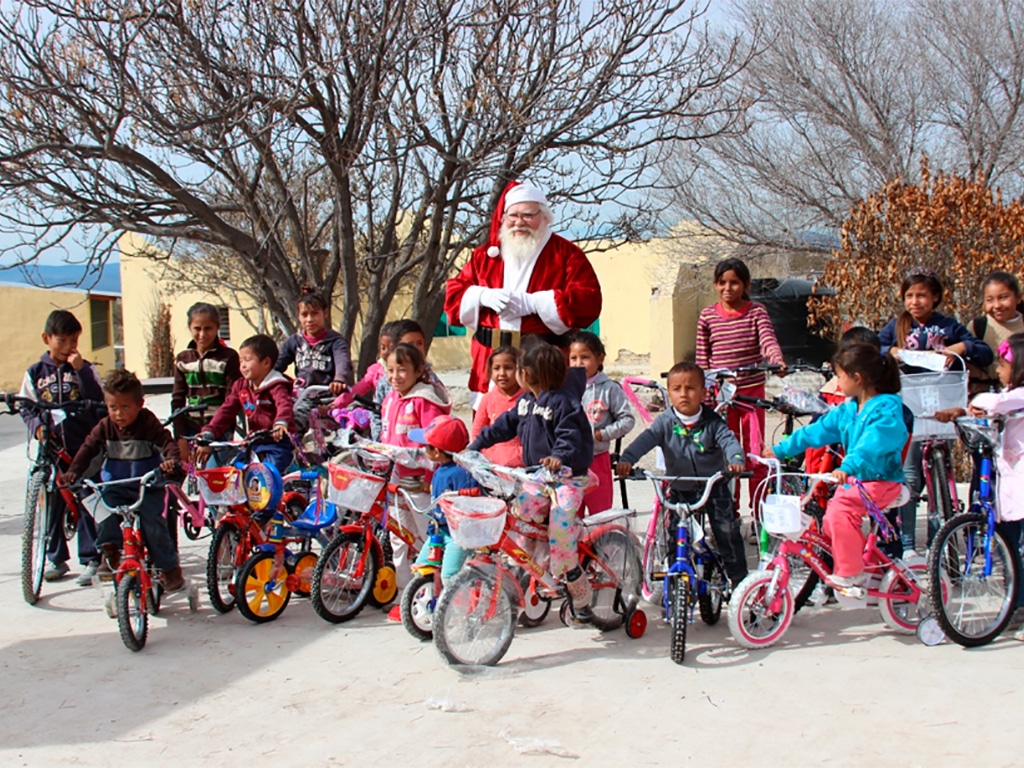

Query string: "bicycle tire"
[[401, 572, 437, 641], [236, 550, 292, 623], [926, 444, 956, 544], [641, 511, 669, 605], [927, 512, 1018, 647], [117, 571, 149, 652], [62, 501, 77, 541], [207, 523, 242, 613], [433, 567, 517, 666], [697, 556, 726, 626], [669, 576, 689, 664], [517, 571, 552, 628], [878, 561, 929, 634], [22, 470, 49, 605], [310, 531, 378, 623], [727, 569, 794, 649], [585, 527, 642, 631]]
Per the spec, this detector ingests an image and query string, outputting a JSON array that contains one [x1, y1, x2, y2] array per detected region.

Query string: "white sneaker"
[[75, 561, 99, 587], [902, 548, 922, 563], [825, 572, 865, 590]]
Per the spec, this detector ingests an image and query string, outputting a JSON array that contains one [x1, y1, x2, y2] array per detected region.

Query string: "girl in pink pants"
[[766, 343, 909, 588]]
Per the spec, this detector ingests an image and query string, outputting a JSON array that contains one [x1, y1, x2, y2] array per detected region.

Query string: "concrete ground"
[[0, 395, 1021, 767]]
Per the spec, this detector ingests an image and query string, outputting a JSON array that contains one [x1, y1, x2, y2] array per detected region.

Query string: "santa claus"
[[444, 180, 603, 404]]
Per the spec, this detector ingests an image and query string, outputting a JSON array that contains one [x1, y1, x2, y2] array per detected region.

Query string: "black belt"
[[473, 327, 571, 349]]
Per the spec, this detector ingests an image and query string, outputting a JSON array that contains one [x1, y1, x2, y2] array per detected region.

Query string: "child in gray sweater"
[[616, 361, 749, 584]]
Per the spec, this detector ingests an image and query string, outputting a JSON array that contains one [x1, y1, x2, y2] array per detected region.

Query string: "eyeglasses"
[[504, 209, 541, 222]]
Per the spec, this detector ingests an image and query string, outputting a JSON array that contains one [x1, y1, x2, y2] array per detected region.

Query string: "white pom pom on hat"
[[485, 179, 548, 258]]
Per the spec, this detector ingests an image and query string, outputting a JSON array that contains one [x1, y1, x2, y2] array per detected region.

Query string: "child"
[[878, 267, 992, 552], [470, 345, 524, 467], [170, 302, 241, 458], [380, 342, 453, 595], [468, 341, 596, 623], [615, 361, 749, 585], [64, 370, 183, 589], [350, 320, 398, 400], [371, 319, 447, 439], [766, 343, 908, 589], [696, 257, 785, 509], [195, 334, 296, 476], [398, 415, 478, 621], [275, 288, 353, 431], [967, 271, 1024, 395], [570, 331, 635, 515], [19, 309, 103, 585]]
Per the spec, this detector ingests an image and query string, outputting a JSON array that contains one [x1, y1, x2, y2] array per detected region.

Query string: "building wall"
[[0, 284, 117, 391]]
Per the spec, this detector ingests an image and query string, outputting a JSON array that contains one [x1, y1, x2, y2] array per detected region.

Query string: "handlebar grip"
[[725, 470, 755, 479], [300, 470, 320, 481]]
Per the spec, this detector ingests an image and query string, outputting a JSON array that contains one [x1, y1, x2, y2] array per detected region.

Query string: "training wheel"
[[373, 565, 398, 606], [188, 584, 200, 613], [916, 615, 945, 647], [625, 607, 648, 639]]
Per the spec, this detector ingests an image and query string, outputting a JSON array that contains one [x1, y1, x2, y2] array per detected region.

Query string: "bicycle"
[[728, 459, 930, 649], [431, 452, 645, 667], [0, 393, 106, 605], [632, 467, 750, 664], [159, 404, 216, 544], [78, 470, 199, 651], [925, 415, 1021, 647], [897, 350, 968, 547]]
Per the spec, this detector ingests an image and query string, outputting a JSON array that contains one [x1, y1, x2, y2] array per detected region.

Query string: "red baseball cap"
[[408, 415, 470, 454]]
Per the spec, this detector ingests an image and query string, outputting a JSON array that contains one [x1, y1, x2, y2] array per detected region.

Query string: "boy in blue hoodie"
[[18, 309, 103, 585]]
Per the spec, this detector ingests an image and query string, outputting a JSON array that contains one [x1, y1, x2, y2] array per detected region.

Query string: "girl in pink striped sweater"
[[696, 258, 785, 510]]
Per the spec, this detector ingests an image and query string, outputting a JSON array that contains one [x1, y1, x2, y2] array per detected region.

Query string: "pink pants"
[[728, 384, 767, 513], [581, 452, 613, 516], [516, 477, 586, 578], [823, 481, 904, 577]]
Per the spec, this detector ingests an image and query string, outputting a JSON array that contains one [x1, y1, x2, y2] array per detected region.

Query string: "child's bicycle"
[[728, 457, 931, 649], [234, 465, 338, 623], [78, 470, 200, 651], [926, 415, 1022, 647], [430, 451, 645, 667], [158, 404, 216, 543], [0, 393, 106, 605], [310, 437, 435, 623], [631, 467, 751, 664]]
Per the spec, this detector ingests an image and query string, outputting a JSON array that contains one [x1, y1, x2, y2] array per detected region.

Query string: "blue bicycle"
[[637, 468, 749, 664], [926, 415, 1021, 647]]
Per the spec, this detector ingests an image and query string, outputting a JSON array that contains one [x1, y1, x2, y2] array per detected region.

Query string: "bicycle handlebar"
[[195, 429, 277, 449], [637, 469, 751, 511], [1, 393, 106, 415], [75, 469, 164, 515], [163, 404, 208, 427]]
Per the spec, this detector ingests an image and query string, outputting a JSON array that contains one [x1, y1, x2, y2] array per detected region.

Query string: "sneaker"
[[160, 565, 186, 592], [43, 561, 70, 582], [825, 572, 865, 590], [901, 548, 922, 563], [386, 605, 402, 622], [564, 569, 594, 626], [75, 561, 99, 587]]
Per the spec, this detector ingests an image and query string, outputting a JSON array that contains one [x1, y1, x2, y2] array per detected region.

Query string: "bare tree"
[[0, 0, 753, 372], [662, 0, 1024, 252]]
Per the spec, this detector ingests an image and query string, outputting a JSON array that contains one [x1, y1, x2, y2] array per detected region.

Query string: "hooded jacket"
[[620, 404, 743, 490], [203, 370, 295, 437], [380, 380, 453, 450], [19, 352, 104, 452], [469, 367, 593, 476], [582, 372, 635, 455], [276, 330, 353, 387], [878, 311, 993, 369]]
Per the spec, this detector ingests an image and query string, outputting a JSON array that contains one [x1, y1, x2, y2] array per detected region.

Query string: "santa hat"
[[486, 179, 550, 258]]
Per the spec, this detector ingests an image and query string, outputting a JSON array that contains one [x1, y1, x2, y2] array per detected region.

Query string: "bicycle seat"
[[291, 500, 339, 534], [580, 508, 636, 528], [884, 485, 911, 511]]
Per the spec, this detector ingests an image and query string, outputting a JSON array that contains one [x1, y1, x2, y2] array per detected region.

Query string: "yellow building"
[[0, 280, 118, 391]]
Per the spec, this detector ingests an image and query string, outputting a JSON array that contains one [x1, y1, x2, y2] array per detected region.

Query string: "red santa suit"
[[444, 181, 603, 398]]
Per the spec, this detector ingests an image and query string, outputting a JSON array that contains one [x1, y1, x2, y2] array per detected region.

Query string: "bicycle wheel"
[[878, 561, 929, 634], [116, 572, 149, 652], [586, 527, 642, 631], [927, 512, 1018, 647], [926, 445, 956, 544], [517, 571, 551, 628], [292, 550, 318, 597], [696, 555, 727, 626], [727, 569, 794, 649], [401, 572, 438, 641], [207, 523, 242, 613], [22, 469, 50, 605], [641, 507, 670, 604], [236, 550, 292, 623], [433, 567, 517, 666], [669, 575, 689, 665], [310, 531, 378, 623]]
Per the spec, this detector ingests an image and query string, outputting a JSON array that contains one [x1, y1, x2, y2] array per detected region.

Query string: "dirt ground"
[[1, 394, 1022, 767]]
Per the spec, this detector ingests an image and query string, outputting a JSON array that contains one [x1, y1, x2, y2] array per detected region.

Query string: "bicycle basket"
[[327, 462, 386, 514], [195, 467, 246, 506], [900, 369, 968, 440], [441, 496, 507, 549], [761, 494, 807, 540]]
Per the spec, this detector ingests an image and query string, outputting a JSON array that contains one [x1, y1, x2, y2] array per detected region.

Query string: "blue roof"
[[0, 261, 120, 295]]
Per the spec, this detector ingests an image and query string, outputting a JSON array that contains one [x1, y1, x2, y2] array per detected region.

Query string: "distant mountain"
[[0, 261, 120, 295]]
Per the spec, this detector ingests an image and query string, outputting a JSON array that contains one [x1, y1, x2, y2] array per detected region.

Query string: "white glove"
[[504, 291, 538, 318], [480, 288, 511, 313]]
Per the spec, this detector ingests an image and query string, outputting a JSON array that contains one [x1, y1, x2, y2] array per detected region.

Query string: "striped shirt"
[[695, 301, 784, 389]]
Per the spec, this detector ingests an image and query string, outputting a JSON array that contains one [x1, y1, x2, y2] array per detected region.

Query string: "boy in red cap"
[[390, 415, 479, 621]]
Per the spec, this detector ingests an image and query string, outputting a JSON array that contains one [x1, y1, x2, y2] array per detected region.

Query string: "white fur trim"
[[505, 181, 549, 208], [487, 245, 500, 258], [531, 289, 569, 334], [459, 285, 484, 329]]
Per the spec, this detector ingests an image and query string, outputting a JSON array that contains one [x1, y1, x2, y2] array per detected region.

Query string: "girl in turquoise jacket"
[[766, 343, 908, 589]]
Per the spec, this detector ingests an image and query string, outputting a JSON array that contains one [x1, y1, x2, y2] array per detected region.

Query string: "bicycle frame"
[[919, 437, 961, 541]]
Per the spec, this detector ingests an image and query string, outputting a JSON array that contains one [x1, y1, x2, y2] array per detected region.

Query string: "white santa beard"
[[500, 222, 549, 266]]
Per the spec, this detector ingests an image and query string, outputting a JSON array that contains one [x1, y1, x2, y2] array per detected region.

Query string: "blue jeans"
[[253, 440, 295, 476]]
